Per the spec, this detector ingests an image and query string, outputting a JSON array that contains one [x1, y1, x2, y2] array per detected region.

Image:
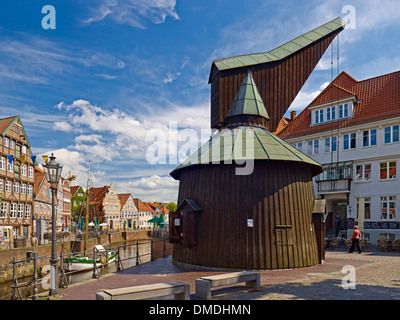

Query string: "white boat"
[[64, 245, 117, 272]]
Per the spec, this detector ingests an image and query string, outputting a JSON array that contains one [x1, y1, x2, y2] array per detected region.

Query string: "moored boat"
[[64, 245, 117, 272]]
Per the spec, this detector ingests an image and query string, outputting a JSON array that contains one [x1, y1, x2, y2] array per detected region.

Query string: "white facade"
[[120, 195, 138, 229], [285, 108, 400, 244]]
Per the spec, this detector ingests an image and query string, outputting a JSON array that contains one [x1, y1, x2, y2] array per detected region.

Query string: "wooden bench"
[[195, 271, 260, 299], [96, 282, 190, 300]]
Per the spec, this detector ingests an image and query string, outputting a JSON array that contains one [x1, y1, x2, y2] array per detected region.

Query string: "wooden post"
[[163, 238, 166, 258], [136, 241, 139, 266], [11, 257, 18, 300], [92, 247, 97, 279], [59, 251, 64, 289], [32, 253, 38, 300], [151, 239, 153, 262]]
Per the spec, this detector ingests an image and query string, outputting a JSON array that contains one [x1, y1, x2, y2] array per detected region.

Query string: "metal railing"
[[8, 237, 171, 300]]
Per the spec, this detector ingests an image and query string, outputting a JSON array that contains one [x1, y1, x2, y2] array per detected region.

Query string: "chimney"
[[290, 111, 297, 121]]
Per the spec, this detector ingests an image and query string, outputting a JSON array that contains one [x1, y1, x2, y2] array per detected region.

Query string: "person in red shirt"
[[348, 226, 362, 254]]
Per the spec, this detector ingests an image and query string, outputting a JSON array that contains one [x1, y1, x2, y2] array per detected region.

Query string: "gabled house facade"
[[118, 193, 138, 229], [33, 166, 51, 242], [90, 184, 121, 230], [70, 185, 86, 229], [133, 198, 155, 229], [61, 177, 71, 231], [278, 70, 400, 244], [0, 115, 35, 242]]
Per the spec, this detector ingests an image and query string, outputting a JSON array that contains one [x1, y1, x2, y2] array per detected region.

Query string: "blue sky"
[[1, 0, 400, 202]]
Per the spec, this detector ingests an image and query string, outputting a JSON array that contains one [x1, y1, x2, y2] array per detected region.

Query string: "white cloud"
[[311, 0, 400, 44], [288, 90, 321, 113], [54, 121, 72, 132], [162, 72, 181, 83], [84, 0, 180, 29], [98, 73, 117, 80], [117, 175, 179, 202], [0, 37, 125, 86]]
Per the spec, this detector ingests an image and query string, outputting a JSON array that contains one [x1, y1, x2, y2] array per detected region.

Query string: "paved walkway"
[[58, 248, 400, 300]]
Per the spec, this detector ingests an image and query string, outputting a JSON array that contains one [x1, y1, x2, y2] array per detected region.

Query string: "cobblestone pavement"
[[59, 248, 400, 300]]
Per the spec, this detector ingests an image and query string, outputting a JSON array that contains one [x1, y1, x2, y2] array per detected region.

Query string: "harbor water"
[[0, 240, 154, 300]]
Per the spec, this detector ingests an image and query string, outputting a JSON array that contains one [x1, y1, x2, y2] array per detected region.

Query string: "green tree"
[[166, 202, 177, 212]]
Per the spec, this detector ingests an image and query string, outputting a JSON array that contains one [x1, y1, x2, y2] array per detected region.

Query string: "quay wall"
[[0, 231, 156, 283]]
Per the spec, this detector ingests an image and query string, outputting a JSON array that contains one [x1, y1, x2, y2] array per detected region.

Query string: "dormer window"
[[311, 100, 354, 126]]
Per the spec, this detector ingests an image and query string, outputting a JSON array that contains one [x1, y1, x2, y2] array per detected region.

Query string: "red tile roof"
[[70, 185, 81, 196], [118, 193, 131, 208], [89, 186, 109, 205], [278, 70, 400, 140], [33, 167, 45, 194], [133, 198, 154, 212], [0, 116, 17, 135]]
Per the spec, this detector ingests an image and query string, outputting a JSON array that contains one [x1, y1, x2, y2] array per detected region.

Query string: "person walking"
[[348, 226, 362, 254]]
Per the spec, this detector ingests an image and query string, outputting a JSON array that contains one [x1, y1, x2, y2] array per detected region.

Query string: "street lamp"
[[43, 153, 63, 296]]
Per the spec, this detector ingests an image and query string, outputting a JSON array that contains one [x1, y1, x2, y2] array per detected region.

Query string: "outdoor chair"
[[343, 239, 352, 250], [392, 239, 400, 252], [377, 238, 390, 252], [359, 239, 369, 250], [329, 238, 340, 249]]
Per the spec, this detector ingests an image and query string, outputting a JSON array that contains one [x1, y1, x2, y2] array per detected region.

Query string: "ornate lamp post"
[[43, 153, 63, 296]]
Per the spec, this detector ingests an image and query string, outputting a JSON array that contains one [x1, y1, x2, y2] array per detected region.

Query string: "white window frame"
[[21, 164, 26, 176], [363, 129, 377, 147], [5, 181, 11, 192], [7, 159, 13, 172], [0, 157, 5, 170], [379, 161, 396, 180], [3, 137, 9, 147], [18, 204, 24, 218], [343, 133, 356, 150], [0, 203, 7, 217], [27, 185, 33, 195], [380, 196, 396, 220], [10, 139, 15, 150], [20, 183, 26, 195], [325, 136, 337, 153], [307, 139, 319, 155], [25, 205, 31, 218], [28, 166, 33, 178], [384, 125, 400, 144], [10, 203, 17, 218], [22, 145, 27, 154], [13, 182, 19, 194], [355, 164, 372, 182]]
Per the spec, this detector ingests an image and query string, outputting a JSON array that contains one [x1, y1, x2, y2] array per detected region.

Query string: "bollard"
[[33, 253, 38, 300], [11, 257, 18, 300], [136, 241, 139, 266], [163, 238, 166, 258], [92, 247, 97, 279], [117, 245, 121, 271], [151, 239, 154, 262]]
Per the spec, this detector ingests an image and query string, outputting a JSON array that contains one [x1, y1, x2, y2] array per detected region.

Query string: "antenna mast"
[[84, 160, 92, 254]]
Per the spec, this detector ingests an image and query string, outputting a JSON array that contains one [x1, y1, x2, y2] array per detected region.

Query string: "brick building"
[[90, 184, 121, 230], [0, 116, 35, 242]]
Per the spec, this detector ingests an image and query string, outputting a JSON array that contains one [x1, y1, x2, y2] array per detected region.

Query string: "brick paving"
[[58, 248, 400, 300]]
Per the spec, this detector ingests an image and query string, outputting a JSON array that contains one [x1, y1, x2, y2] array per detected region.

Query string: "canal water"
[[0, 240, 153, 300]]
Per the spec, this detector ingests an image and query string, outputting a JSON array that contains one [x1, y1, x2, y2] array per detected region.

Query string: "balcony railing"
[[316, 161, 353, 193]]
